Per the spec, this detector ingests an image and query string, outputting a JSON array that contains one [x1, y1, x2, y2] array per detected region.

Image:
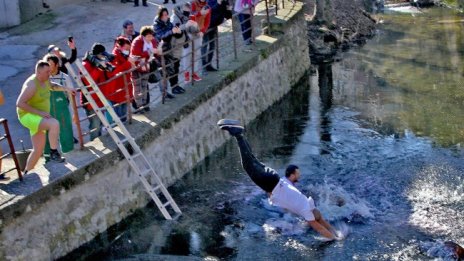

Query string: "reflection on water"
[[332, 7, 464, 147], [61, 7, 464, 261]]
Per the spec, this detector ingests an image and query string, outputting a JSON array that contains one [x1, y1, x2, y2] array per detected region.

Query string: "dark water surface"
[[64, 7, 464, 261]]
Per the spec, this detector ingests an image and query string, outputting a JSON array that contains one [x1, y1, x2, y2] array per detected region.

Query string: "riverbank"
[[305, 0, 377, 64]]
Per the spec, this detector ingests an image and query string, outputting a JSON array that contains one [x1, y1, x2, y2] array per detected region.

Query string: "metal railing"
[[70, 0, 289, 149], [0, 119, 22, 181]]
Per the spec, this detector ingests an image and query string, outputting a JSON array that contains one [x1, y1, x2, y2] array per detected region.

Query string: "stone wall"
[[0, 0, 20, 28], [0, 2, 309, 260], [0, 0, 85, 28]]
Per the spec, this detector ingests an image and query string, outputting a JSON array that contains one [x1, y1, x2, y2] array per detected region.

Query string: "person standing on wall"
[[16, 60, 76, 175], [154, 8, 184, 96], [131, 26, 161, 109], [202, 0, 231, 73]]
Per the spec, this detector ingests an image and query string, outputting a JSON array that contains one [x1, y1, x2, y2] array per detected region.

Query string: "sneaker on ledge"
[[192, 73, 202, 82], [50, 150, 65, 163], [184, 72, 191, 84]]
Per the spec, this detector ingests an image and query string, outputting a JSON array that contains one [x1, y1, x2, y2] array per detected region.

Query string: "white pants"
[[181, 36, 202, 75]]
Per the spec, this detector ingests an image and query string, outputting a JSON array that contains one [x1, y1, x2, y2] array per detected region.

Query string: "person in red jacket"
[[81, 43, 116, 141], [191, 0, 211, 35], [110, 36, 135, 122], [130, 26, 160, 112]]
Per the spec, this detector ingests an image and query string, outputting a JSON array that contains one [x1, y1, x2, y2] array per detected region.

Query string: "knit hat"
[[47, 44, 60, 53], [91, 43, 106, 55]]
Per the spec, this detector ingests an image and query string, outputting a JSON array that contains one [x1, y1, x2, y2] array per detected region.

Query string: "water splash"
[[262, 213, 307, 237], [419, 241, 460, 261], [307, 182, 374, 223], [407, 165, 464, 239]]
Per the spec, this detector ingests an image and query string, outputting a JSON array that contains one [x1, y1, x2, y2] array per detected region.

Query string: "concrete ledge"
[[0, 1, 308, 260]]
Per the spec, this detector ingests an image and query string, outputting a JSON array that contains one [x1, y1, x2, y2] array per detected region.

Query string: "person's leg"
[[168, 59, 180, 90], [220, 123, 279, 192], [181, 46, 192, 83], [24, 131, 47, 171], [201, 32, 210, 67], [238, 14, 252, 43], [85, 108, 102, 141], [132, 72, 143, 108], [206, 29, 217, 67], [41, 117, 60, 150], [193, 37, 203, 79]]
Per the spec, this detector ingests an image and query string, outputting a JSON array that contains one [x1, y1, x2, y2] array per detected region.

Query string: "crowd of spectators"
[[3, 0, 261, 179]]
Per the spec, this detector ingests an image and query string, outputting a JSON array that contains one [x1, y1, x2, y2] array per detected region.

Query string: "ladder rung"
[[117, 138, 128, 144], [129, 153, 142, 159], [152, 185, 162, 192], [162, 201, 172, 208], [108, 122, 119, 129], [140, 169, 151, 176]]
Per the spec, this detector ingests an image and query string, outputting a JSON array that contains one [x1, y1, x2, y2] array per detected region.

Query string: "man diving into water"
[[218, 119, 340, 240]]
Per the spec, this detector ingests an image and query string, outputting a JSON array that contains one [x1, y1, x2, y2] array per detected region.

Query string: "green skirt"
[[44, 91, 74, 158]]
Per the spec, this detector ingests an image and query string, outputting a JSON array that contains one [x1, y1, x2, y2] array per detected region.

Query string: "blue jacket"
[[153, 17, 174, 42], [207, 0, 230, 28]]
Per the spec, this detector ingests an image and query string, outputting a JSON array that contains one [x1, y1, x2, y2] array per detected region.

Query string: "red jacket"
[[110, 47, 134, 103], [130, 35, 158, 73], [80, 60, 116, 110], [191, 0, 211, 33]]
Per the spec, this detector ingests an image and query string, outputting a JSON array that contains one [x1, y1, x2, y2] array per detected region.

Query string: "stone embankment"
[[305, 0, 377, 63]]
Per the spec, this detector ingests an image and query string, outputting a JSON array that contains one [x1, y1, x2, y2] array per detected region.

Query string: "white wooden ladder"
[[66, 60, 181, 220]]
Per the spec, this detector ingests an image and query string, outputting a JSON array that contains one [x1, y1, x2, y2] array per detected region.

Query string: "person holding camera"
[[47, 36, 77, 74], [154, 7, 185, 96], [81, 43, 117, 140]]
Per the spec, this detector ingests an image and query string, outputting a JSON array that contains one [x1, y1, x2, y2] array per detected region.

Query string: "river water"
[[63, 7, 464, 261]]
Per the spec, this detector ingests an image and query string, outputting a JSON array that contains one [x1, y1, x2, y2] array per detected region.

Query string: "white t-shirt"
[[269, 178, 316, 221]]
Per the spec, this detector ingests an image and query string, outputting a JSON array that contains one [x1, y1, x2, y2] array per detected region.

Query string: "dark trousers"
[[235, 135, 280, 193], [201, 28, 218, 67], [238, 14, 252, 43], [134, 0, 147, 5], [169, 59, 180, 89]]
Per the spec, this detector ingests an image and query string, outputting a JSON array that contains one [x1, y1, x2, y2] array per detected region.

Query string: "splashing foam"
[[263, 213, 307, 236], [307, 182, 374, 223], [407, 165, 464, 239], [419, 241, 460, 261]]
